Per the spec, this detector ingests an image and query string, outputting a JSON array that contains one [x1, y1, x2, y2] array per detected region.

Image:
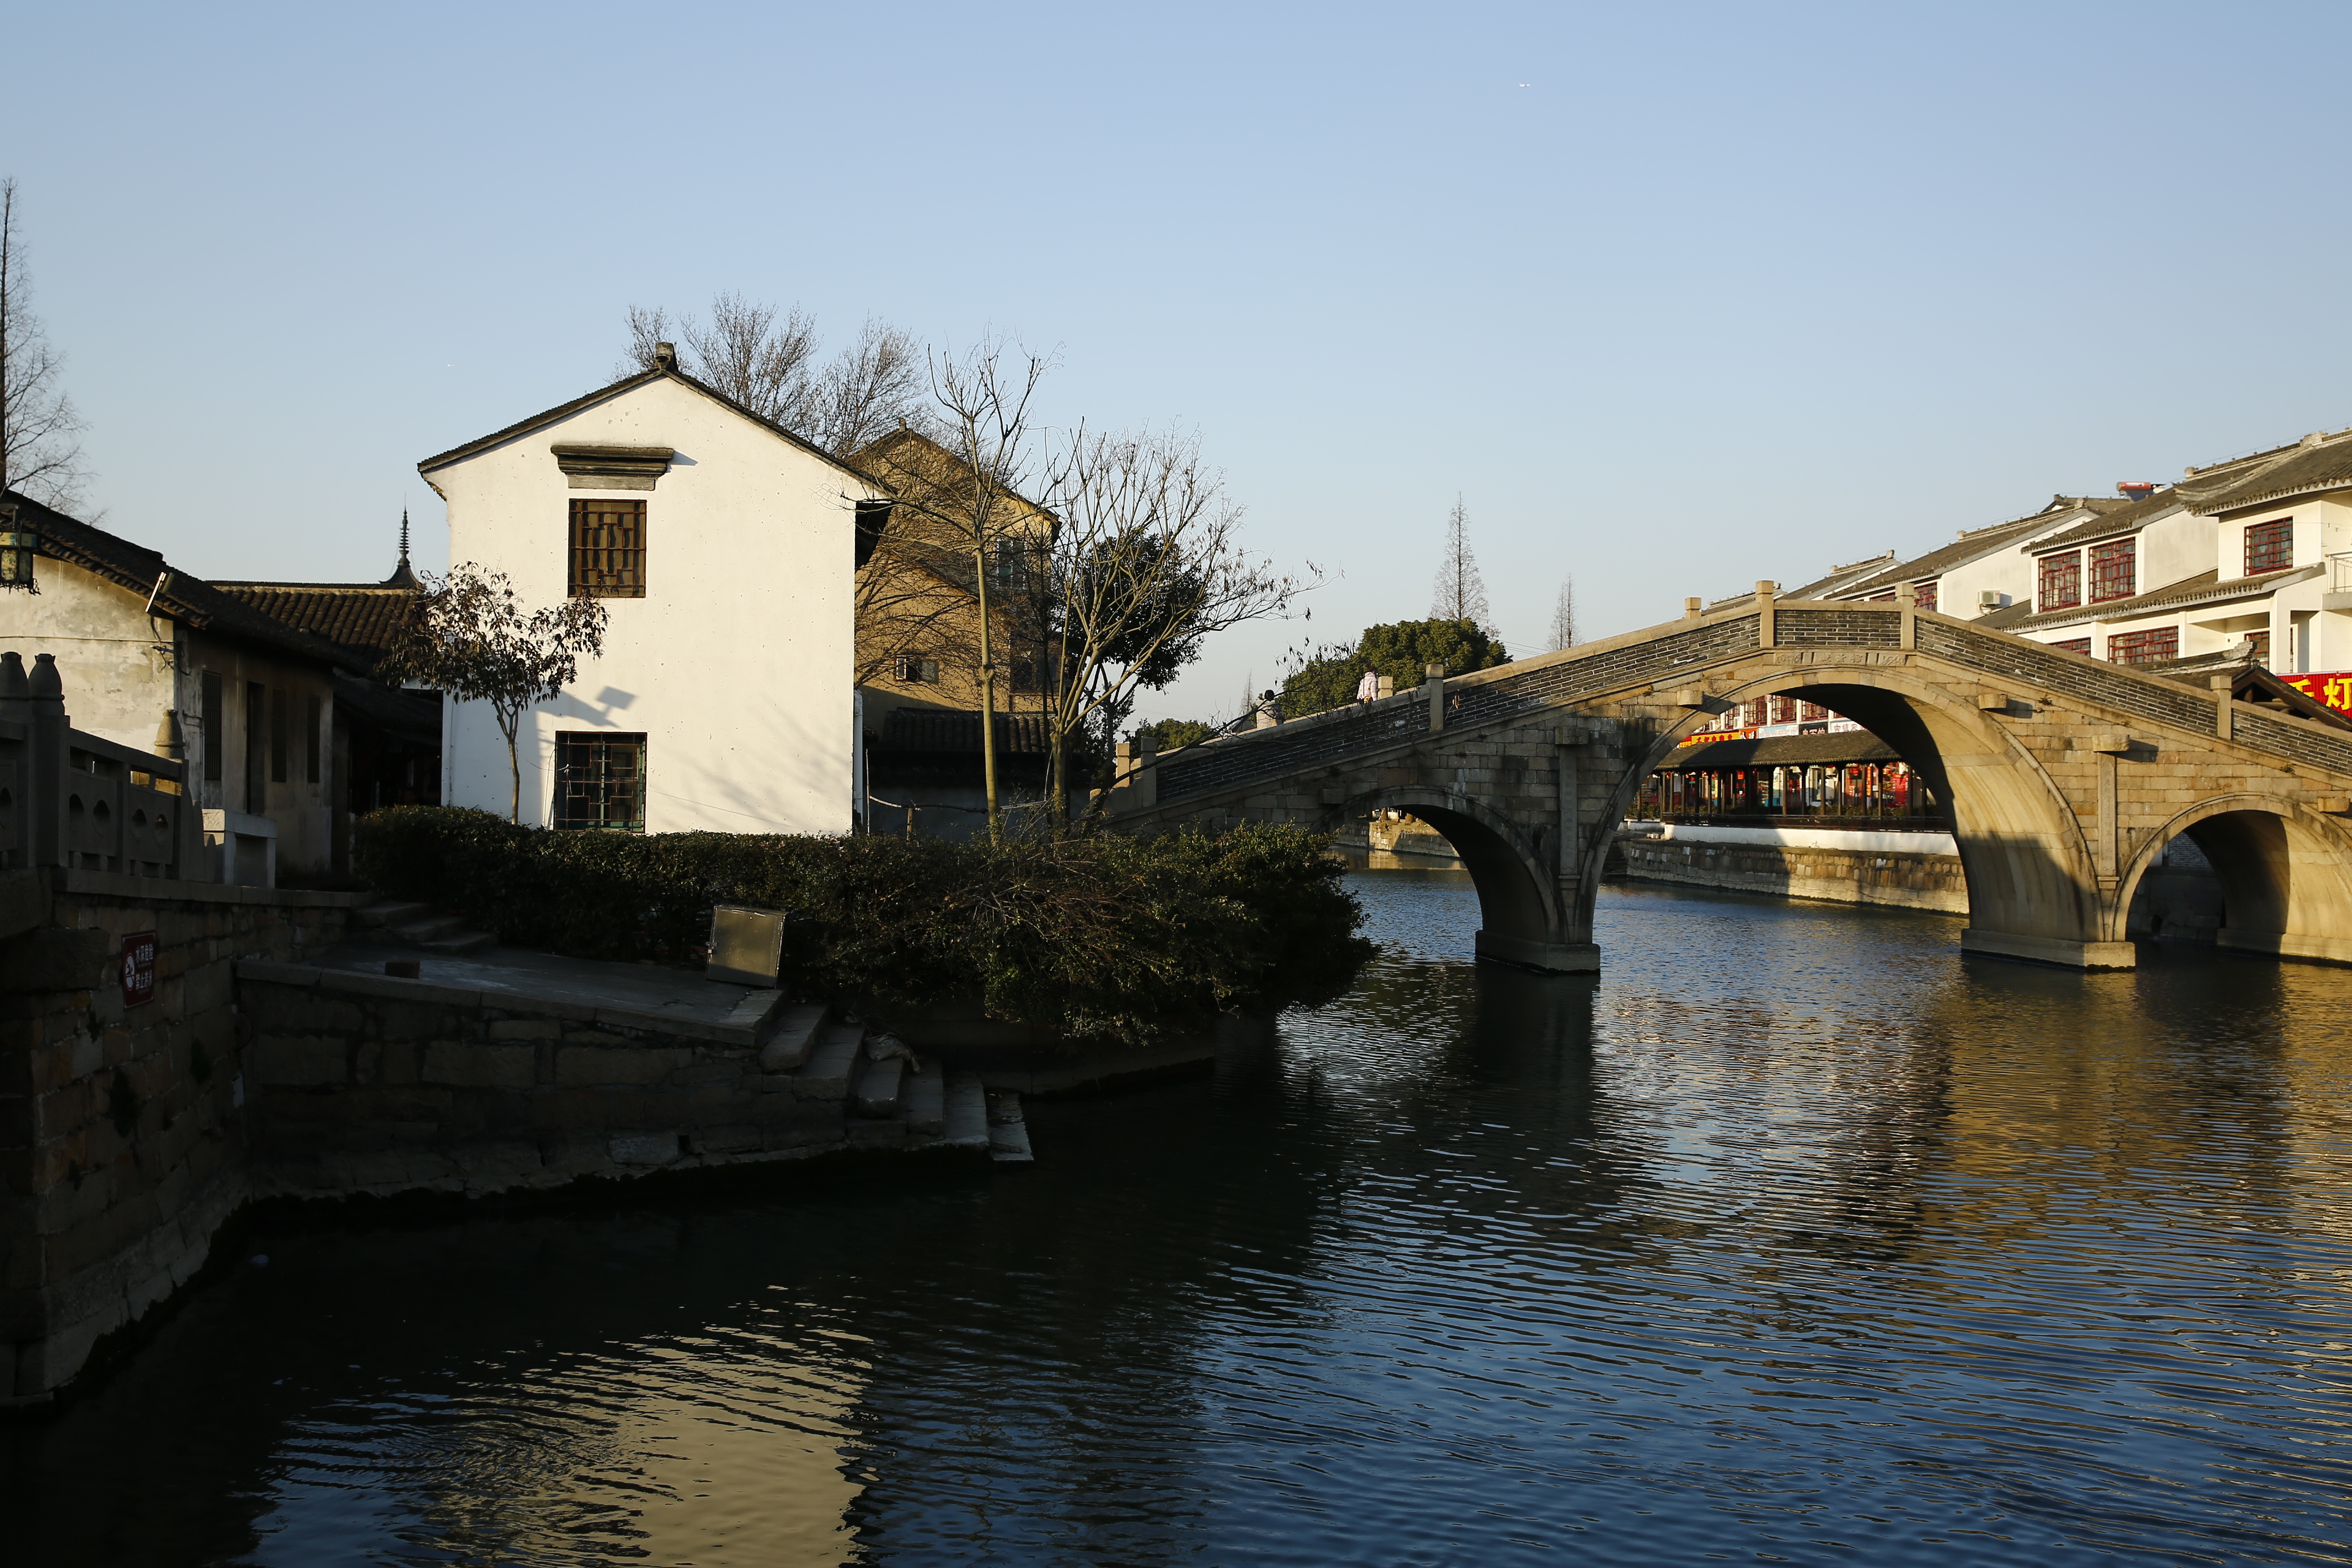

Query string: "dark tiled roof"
[[1664, 731, 1902, 769], [2184, 434, 2352, 515], [213, 583, 418, 666], [417, 366, 889, 490], [872, 707, 1053, 755], [10, 489, 372, 674], [1835, 512, 2076, 598], [2018, 491, 2185, 555]]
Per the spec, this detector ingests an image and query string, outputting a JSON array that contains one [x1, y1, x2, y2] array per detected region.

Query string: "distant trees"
[[1429, 496, 1492, 633], [1280, 619, 1510, 717], [378, 565, 609, 823], [0, 178, 90, 511], [1133, 717, 1217, 752], [621, 295, 931, 455], [1548, 577, 1578, 652]]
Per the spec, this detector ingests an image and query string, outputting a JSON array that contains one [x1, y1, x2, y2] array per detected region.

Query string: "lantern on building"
[[0, 503, 35, 592]]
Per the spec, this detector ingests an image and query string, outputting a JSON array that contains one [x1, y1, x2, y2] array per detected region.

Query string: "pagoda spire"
[[383, 508, 419, 588]]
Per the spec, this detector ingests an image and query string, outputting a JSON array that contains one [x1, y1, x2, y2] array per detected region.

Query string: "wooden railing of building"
[[0, 650, 199, 880]]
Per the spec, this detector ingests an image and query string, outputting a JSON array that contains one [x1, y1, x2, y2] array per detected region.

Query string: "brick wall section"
[[0, 869, 357, 1405], [235, 969, 871, 1199]]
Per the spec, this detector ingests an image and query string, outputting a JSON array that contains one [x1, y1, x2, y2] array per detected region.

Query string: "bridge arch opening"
[[1610, 671, 2104, 957], [2117, 798, 2352, 965], [1327, 788, 1568, 971]]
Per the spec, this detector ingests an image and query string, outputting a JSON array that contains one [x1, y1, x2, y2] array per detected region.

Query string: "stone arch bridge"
[[1104, 592, 2352, 973]]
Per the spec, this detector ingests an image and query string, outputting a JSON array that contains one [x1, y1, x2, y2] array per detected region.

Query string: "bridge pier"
[[1959, 930, 2137, 971], [1474, 932, 1601, 973]]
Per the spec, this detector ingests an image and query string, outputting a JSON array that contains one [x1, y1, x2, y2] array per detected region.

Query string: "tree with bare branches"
[[1430, 495, 1492, 633], [0, 178, 91, 511], [1548, 576, 1578, 652], [620, 296, 930, 454], [1046, 426, 1313, 823], [377, 565, 609, 823]]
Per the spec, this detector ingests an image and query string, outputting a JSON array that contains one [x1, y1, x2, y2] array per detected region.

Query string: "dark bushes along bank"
[[352, 807, 1374, 1047]]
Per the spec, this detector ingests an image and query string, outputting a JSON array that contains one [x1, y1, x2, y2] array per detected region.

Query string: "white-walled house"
[[416, 355, 890, 835]]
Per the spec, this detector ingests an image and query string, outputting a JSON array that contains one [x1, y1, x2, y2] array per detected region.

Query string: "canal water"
[[10, 873, 2352, 1566]]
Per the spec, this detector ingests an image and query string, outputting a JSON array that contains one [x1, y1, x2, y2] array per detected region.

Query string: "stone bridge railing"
[[1, 649, 197, 880], [1138, 602, 2352, 807]]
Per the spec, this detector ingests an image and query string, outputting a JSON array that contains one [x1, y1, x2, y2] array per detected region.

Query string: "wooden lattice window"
[[1912, 579, 1937, 612], [2088, 538, 2136, 603], [1767, 695, 1795, 724], [1798, 701, 1829, 722], [2245, 518, 2294, 577], [2051, 637, 2092, 655], [570, 499, 647, 597], [552, 732, 646, 832], [2106, 627, 2178, 666], [2248, 629, 2272, 665], [2037, 551, 2081, 611]]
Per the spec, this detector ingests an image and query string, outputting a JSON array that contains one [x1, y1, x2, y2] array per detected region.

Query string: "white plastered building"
[[417, 355, 890, 835]]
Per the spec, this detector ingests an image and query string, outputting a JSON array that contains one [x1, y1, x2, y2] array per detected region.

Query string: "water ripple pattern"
[[9, 873, 2352, 1566]]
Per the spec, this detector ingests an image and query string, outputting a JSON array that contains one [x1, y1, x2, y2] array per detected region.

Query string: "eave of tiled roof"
[[1993, 562, 2320, 634], [2182, 434, 2352, 516], [213, 584, 418, 665], [417, 367, 890, 491], [11, 489, 372, 674], [2022, 495, 2187, 556], [1662, 731, 1902, 769]]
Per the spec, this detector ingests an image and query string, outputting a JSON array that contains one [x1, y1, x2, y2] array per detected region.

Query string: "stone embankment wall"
[[1618, 829, 1971, 913], [1, 868, 357, 1409], [235, 963, 956, 1200]]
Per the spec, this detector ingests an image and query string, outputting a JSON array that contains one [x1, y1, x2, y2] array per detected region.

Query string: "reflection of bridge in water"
[[1107, 589, 2352, 973]]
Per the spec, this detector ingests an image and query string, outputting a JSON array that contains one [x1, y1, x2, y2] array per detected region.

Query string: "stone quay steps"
[[350, 899, 494, 957], [794, 1012, 1028, 1157], [984, 1087, 1033, 1164]]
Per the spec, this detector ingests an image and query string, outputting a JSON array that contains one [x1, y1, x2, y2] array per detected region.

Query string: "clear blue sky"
[[8, 1, 2350, 723]]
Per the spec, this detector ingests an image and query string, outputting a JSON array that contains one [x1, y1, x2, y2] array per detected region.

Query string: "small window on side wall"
[[894, 655, 940, 685], [570, 499, 647, 597], [2245, 518, 2293, 577], [552, 732, 647, 832]]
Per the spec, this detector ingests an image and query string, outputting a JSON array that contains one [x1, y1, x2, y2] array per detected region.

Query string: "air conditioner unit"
[[1977, 590, 2005, 609]]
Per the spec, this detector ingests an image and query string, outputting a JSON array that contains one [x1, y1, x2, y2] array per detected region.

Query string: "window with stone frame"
[[570, 498, 647, 597], [2106, 627, 2179, 666], [2088, 538, 2136, 603], [551, 732, 647, 832], [2038, 551, 2082, 611], [2245, 518, 2294, 576], [2051, 637, 2092, 655]]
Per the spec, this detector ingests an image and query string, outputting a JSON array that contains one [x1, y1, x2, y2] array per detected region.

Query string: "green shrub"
[[353, 807, 1373, 1046]]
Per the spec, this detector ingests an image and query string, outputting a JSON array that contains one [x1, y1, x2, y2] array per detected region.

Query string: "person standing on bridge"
[[1355, 666, 1380, 707]]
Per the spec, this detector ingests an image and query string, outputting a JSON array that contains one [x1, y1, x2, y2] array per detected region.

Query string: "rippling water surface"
[[11, 875, 2352, 1566]]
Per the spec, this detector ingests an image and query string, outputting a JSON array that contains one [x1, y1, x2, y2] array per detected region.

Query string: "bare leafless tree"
[[0, 178, 91, 511], [1430, 494, 1492, 633], [1048, 427, 1313, 823], [1548, 576, 1578, 652], [620, 297, 932, 454]]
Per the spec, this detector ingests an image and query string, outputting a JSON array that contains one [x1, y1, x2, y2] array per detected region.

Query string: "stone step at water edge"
[[756, 1002, 828, 1075], [418, 930, 494, 957], [351, 899, 430, 930], [941, 1072, 991, 1149], [393, 914, 469, 943], [852, 1054, 906, 1120], [984, 1087, 1032, 1164], [902, 1060, 946, 1138], [791, 1022, 865, 1102]]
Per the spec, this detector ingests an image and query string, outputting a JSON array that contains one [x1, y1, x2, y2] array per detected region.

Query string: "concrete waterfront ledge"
[[1961, 929, 2138, 970], [1655, 821, 1961, 856]]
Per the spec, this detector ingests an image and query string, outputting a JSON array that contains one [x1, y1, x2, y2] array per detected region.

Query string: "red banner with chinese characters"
[[2280, 673, 2352, 718]]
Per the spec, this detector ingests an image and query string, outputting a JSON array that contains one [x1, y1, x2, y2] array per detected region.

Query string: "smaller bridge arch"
[[2116, 795, 2352, 966], [1322, 786, 1564, 970]]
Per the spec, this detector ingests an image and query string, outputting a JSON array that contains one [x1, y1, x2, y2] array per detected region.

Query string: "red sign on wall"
[[2280, 672, 2352, 718], [121, 932, 157, 1008]]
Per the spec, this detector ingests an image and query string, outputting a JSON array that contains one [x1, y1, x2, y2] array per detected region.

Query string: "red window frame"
[[2245, 518, 2293, 576], [2106, 627, 2179, 666], [2088, 538, 2136, 603], [2051, 637, 2092, 655], [2038, 551, 2081, 611], [1912, 579, 1937, 612]]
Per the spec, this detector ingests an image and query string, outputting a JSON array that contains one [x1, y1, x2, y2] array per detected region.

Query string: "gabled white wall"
[[2135, 507, 2208, 596], [424, 376, 878, 835]]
